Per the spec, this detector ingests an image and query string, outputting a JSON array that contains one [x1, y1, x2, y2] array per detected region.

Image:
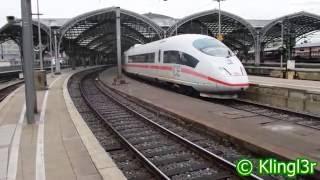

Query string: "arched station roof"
[[143, 13, 177, 30], [59, 7, 164, 57], [1, 8, 320, 64], [166, 9, 256, 52], [261, 11, 320, 44], [0, 19, 50, 46]]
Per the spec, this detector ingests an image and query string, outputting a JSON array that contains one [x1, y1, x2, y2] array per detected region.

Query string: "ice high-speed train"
[[123, 34, 249, 98]]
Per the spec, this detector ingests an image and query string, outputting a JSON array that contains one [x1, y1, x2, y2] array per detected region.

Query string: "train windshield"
[[193, 38, 234, 57]]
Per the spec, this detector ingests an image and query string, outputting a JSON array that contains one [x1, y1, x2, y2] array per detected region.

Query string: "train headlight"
[[219, 67, 232, 76]]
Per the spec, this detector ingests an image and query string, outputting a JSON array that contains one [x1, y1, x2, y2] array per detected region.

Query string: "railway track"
[[0, 80, 23, 102], [127, 72, 320, 131], [79, 72, 263, 180], [68, 69, 156, 179]]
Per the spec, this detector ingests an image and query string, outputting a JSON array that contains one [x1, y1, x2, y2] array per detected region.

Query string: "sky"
[[1, 0, 320, 27]]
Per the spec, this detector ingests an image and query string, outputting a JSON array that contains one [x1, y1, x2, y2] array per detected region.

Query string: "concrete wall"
[[296, 71, 320, 81], [245, 67, 284, 78], [240, 84, 320, 114], [245, 67, 320, 81]]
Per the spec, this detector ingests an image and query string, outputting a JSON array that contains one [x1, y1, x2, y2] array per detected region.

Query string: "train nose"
[[216, 67, 249, 90], [221, 56, 248, 77], [218, 66, 245, 77]]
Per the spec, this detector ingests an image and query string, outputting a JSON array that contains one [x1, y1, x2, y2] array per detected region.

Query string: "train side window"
[[180, 53, 199, 68], [148, 53, 155, 63], [128, 56, 133, 63], [128, 53, 155, 63], [164, 51, 179, 64]]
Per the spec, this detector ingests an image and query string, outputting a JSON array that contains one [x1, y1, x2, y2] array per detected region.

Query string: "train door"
[[157, 50, 162, 78], [163, 50, 181, 80], [172, 52, 182, 80]]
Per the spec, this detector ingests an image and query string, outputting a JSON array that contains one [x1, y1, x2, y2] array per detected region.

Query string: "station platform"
[[99, 68, 320, 171], [0, 67, 125, 180], [244, 76, 320, 114], [249, 75, 320, 92], [244, 66, 320, 81]]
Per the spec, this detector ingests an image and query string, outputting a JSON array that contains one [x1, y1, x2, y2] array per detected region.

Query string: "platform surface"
[[0, 67, 125, 180], [249, 75, 320, 92], [99, 68, 320, 170]]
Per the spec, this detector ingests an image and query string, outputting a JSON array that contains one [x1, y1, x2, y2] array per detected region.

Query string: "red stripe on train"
[[124, 64, 173, 70], [124, 64, 249, 87]]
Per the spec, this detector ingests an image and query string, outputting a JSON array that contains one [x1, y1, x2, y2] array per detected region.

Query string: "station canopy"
[[59, 7, 164, 59], [166, 9, 256, 55], [143, 13, 177, 30], [261, 11, 320, 47], [0, 18, 57, 51], [1, 7, 320, 64]]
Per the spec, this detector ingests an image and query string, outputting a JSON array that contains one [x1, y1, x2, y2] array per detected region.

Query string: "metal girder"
[[165, 9, 255, 56], [223, 37, 247, 50], [86, 33, 115, 49], [75, 22, 148, 49], [86, 28, 145, 51], [261, 11, 320, 44], [94, 35, 140, 52], [0, 19, 51, 47], [75, 21, 114, 43], [167, 9, 256, 38], [59, 7, 164, 61], [59, 7, 164, 53]]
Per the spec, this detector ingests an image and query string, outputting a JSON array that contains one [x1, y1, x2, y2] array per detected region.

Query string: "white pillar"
[[21, 0, 37, 123], [54, 30, 61, 74], [255, 32, 261, 66], [116, 7, 122, 78]]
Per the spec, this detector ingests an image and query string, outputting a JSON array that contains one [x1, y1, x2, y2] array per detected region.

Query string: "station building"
[[0, 8, 320, 67]]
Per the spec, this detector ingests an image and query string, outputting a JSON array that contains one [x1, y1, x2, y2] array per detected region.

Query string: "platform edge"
[[63, 68, 127, 180], [0, 85, 23, 112]]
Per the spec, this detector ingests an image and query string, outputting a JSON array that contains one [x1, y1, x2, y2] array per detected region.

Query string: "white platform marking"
[[36, 76, 61, 180], [0, 147, 9, 179], [0, 125, 16, 147], [7, 104, 26, 180]]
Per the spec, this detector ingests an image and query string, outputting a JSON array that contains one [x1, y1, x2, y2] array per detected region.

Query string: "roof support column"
[[71, 55, 76, 70], [89, 55, 94, 66], [95, 54, 99, 65], [95, 55, 97, 65], [254, 32, 261, 66], [54, 30, 61, 74], [116, 7, 122, 78], [82, 56, 86, 67], [21, 0, 37, 123]]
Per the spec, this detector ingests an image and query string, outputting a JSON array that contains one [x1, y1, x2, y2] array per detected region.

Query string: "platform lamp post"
[[48, 20, 54, 75], [36, 0, 43, 70], [280, 20, 284, 69], [213, 0, 225, 41], [21, 0, 37, 124], [162, 0, 171, 38], [116, 7, 122, 79], [0, 43, 3, 59], [54, 30, 61, 74]]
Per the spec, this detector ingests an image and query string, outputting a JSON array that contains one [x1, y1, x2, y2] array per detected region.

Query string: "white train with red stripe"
[[123, 34, 249, 98]]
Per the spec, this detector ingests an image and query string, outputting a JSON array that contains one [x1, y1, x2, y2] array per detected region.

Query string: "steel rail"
[[80, 73, 170, 180], [94, 76, 263, 180], [230, 98, 320, 131], [0, 80, 23, 102]]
